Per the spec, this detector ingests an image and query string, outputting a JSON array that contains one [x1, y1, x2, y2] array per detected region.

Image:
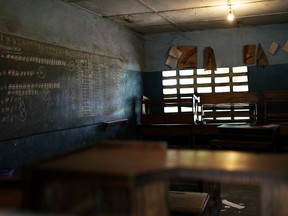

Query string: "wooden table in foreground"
[[24, 147, 288, 216]]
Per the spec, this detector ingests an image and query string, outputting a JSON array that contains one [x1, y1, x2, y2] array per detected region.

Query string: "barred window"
[[162, 66, 249, 113]]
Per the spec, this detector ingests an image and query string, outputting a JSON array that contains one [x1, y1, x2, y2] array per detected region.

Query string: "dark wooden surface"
[[210, 124, 280, 151], [0, 177, 23, 209], [199, 92, 259, 104], [25, 147, 288, 216], [29, 147, 288, 183], [263, 90, 288, 136], [262, 90, 288, 152], [139, 95, 200, 148]]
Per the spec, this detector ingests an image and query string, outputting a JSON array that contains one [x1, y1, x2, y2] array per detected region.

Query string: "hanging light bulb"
[[227, 12, 235, 21], [227, 5, 235, 22]]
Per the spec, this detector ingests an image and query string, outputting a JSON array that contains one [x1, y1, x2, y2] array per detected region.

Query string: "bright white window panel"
[[215, 77, 229, 83], [198, 87, 212, 93], [197, 69, 211, 75], [233, 66, 248, 73], [233, 76, 248, 82], [197, 77, 212, 84], [179, 70, 194, 76], [163, 88, 177, 94], [162, 79, 177, 86], [162, 70, 176, 77], [215, 86, 230, 93], [215, 67, 229, 74], [181, 107, 193, 112], [235, 117, 250, 120], [164, 106, 178, 113], [216, 117, 232, 120], [180, 88, 194, 94], [233, 85, 249, 92], [180, 78, 194, 85]]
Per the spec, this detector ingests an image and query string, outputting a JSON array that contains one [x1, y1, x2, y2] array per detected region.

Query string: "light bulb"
[[227, 12, 235, 22]]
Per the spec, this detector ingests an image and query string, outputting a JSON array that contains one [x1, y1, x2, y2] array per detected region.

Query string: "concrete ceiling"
[[62, 0, 288, 34]]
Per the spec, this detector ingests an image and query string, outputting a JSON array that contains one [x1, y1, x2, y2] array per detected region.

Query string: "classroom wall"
[[1, 1, 287, 174], [0, 0, 144, 174], [144, 24, 288, 71], [142, 24, 288, 99]]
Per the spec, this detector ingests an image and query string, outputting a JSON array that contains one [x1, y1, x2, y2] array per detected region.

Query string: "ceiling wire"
[[227, 0, 233, 12], [227, 0, 238, 24], [136, 0, 187, 32], [63, 1, 145, 39], [103, 0, 274, 17], [69, 2, 103, 17]]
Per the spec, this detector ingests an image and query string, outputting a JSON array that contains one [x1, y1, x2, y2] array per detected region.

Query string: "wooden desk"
[[210, 124, 280, 151], [24, 147, 288, 216], [24, 147, 171, 215]]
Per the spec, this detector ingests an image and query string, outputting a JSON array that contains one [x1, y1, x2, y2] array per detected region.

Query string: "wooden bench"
[[191, 92, 260, 150], [140, 95, 199, 125], [263, 90, 288, 150], [139, 92, 260, 146], [138, 95, 200, 148], [263, 90, 288, 123], [199, 92, 259, 125]]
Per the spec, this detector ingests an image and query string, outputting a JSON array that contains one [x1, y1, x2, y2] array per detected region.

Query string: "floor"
[[219, 183, 260, 216]]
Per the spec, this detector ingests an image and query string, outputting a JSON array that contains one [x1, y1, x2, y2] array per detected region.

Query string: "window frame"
[[162, 66, 249, 100]]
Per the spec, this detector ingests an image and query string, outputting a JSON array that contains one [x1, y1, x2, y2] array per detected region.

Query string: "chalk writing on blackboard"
[[0, 33, 125, 140]]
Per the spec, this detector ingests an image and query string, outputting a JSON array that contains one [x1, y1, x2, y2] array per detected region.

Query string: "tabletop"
[[30, 148, 288, 185]]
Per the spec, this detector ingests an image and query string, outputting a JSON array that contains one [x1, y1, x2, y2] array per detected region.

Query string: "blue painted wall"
[[0, 0, 144, 174], [144, 24, 288, 71], [143, 24, 288, 99], [248, 64, 288, 92]]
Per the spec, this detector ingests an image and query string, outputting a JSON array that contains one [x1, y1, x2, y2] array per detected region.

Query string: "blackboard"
[[0, 33, 125, 140]]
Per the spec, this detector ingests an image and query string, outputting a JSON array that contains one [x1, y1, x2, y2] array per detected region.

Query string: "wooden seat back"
[[199, 92, 259, 124], [141, 95, 200, 125], [263, 90, 288, 123]]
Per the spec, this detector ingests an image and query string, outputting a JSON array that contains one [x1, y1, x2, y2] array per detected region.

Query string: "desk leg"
[[261, 181, 288, 216]]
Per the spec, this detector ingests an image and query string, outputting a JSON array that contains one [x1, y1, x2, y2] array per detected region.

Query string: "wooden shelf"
[[102, 118, 128, 130]]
